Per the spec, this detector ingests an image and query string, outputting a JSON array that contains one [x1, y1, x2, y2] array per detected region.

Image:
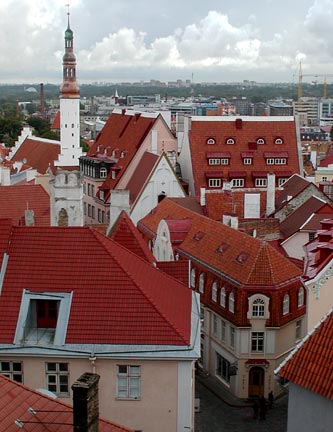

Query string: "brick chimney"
[[72, 373, 100, 432]]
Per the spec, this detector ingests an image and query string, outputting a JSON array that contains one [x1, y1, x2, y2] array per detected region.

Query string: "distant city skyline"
[[0, 0, 332, 84]]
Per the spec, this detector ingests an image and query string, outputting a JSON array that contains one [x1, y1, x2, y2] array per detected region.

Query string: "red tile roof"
[[125, 152, 159, 204], [275, 174, 310, 209], [0, 224, 191, 346], [157, 260, 189, 286], [139, 198, 302, 286], [51, 111, 60, 130], [0, 375, 133, 432], [277, 308, 333, 400], [0, 185, 50, 226], [108, 211, 155, 263], [11, 137, 60, 174], [189, 117, 301, 196], [318, 150, 333, 167], [88, 113, 156, 192]]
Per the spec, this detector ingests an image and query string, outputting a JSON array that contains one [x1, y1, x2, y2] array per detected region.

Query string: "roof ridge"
[[90, 229, 189, 345]]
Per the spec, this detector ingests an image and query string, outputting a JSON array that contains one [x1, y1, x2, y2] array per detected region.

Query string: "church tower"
[[55, 11, 82, 167]]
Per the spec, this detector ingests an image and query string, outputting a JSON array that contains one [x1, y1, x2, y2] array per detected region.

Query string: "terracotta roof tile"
[[275, 174, 310, 209], [277, 308, 333, 400], [11, 137, 60, 174], [189, 117, 301, 196], [0, 185, 50, 226], [0, 375, 133, 432], [51, 111, 60, 130], [0, 225, 191, 346]]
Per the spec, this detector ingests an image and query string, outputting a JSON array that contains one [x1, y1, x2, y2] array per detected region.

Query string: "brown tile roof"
[[0, 184, 50, 225], [277, 308, 333, 400], [11, 137, 60, 174], [301, 211, 333, 231], [51, 110, 60, 130], [189, 117, 301, 197], [139, 198, 302, 286], [0, 375, 133, 432], [275, 174, 310, 209]]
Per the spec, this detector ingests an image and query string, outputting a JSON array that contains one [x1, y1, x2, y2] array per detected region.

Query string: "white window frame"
[[220, 320, 226, 342], [199, 273, 205, 293], [116, 365, 141, 400], [207, 138, 216, 145], [275, 138, 283, 144], [211, 282, 217, 302], [322, 176, 328, 181], [0, 361, 23, 383], [275, 158, 287, 165], [100, 167, 107, 178], [208, 158, 221, 165], [255, 178, 267, 187], [213, 315, 218, 337], [283, 294, 290, 315], [296, 320, 302, 339], [231, 178, 244, 187], [257, 138, 265, 145], [243, 158, 252, 165], [190, 268, 196, 288], [229, 292, 235, 313], [266, 158, 275, 165], [297, 287, 304, 307], [230, 326, 235, 349], [216, 352, 230, 383], [251, 332, 265, 352], [220, 287, 226, 307], [220, 158, 229, 165], [226, 138, 235, 145], [252, 298, 265, 317], [278, 178, 287, 186], [45, 362, 69, 397], [208, 178, 221, 188]]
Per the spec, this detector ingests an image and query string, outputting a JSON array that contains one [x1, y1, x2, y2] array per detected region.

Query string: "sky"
[[0, 0, 332, 84]]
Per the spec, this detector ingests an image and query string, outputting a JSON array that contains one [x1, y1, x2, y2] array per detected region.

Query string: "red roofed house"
[[178, 116, 303, 199], [80, 110, 182, 226], [0, 373, 133, 432], [276, 307, 333, 432], [0, 221, 199, 432], [138, 198, 305, 400]]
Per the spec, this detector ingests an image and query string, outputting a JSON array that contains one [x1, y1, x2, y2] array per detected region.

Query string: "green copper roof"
[[65, 27, 73, 40]]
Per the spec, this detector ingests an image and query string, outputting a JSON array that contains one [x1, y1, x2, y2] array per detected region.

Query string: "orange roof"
[[0, 185, 50, 225], [11, 137, 60, 174], [277, 308, 333, 400], [139, 198, 302, 286], [0, 375, 133, 432], [51, 111, 60, 130]]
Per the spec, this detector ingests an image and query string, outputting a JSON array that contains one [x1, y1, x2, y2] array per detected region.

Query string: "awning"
[[229, 171, 247, 178], [206, 152, 231, 158], [241, 152, 254, 158], [275, 171, 293, 178], [245, 359, 269, 366], [252, 171, 268, 178], [264, 151, 289, 158], [205, 171, 224, 178]]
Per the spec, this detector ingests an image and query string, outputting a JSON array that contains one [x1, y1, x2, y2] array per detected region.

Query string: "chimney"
[[72, 373, 100, 432], [25, 209, 35, 226], [106, 189, 131, 235], [40, 83, 45, 119], [266, 173, 276, 216]]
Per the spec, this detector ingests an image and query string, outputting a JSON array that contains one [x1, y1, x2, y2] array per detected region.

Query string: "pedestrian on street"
[[268, 390, 274, 409], [259, 396, 267, 420]]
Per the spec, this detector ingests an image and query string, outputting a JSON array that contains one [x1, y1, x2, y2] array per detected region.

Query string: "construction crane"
[[298, 61, 333, 100]]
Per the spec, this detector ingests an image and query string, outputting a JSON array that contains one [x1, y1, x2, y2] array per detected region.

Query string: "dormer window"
[[112, 171, 116, 180], [297, 287, 305, 307], [283, 294, 290, 315], [14, 291, 72, 346], [257, 138, 265, 145], [206, 138, 216, 145], [190, 268, 196, 288], [229, 292, 235, 313], [194, 231, 205, 241], [199, 273, 205, 293], [216, 243, 230, 255], [247, 294, 270, 320], [275, 138, 283, 144], [211, 282, 218, 302], [243, 158, 252, 165], [252, 298, 265, 317], [226, 138, 235, 145], [236, 252, 249, 264], [100, 167, 107, 179], [220, 287, 226, 307]]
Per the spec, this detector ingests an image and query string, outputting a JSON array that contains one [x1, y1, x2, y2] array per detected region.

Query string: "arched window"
[[283, 294, 290, 315], [199, 273, 205, 293], [226, 138, 235, 145], [190, 268, 196, 288], [206, 138, 215, 145], [229, 292, 235, 313], [220, 287, 226, 307], [298, 287, 305, 307], [257, 138, 265, 145], [252, 298, 265, 317], [275, 138, 283, 144], [211, 282, 217, 302], [100, 167, 107, 178]]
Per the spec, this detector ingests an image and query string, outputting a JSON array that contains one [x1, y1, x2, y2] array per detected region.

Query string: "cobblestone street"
[[195, 379, 288, 432]]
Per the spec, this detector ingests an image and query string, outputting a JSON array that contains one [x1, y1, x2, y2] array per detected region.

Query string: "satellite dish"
[[36, 388, 57, 399]]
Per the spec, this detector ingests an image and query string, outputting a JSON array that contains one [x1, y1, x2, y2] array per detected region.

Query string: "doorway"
[[248, 366, 265, 397]]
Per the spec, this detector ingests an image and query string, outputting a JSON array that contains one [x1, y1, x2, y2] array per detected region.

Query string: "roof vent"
[[193, 231, 205, 241], [216, 243, 230, 254], [236, 252, 249, 264], [235, 118, 243, 129]]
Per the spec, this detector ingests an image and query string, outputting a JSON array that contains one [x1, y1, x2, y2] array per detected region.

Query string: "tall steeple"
[[55, 6, 82, 168]]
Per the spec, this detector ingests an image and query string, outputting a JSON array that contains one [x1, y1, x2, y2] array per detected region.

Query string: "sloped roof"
[[277, 308, 333, 401], [318, 150, 333, 167], [0, 185, 50, 226], [139, 198, 302, 286], [108, 211, 155, 264], [0, 224, 191, 346], [88, 112, 156, 191], [157, 260, 189, 286], [275, 174, 310, 209], [301, 212, 333, 231], [205, 189, 267, 220], [280, 197, 332, 239], [0, 375, 133, 432], [11, 137, 60, 174], [189, 116, 301, 197], [51, 111, 60, 130], [125, 152, 159, 204]]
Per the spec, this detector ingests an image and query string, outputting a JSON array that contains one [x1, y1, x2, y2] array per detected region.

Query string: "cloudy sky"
[[0, 0, 332, 84]]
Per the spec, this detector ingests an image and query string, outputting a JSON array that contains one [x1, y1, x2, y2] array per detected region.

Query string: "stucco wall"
[[287, 383, 333, 432]]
